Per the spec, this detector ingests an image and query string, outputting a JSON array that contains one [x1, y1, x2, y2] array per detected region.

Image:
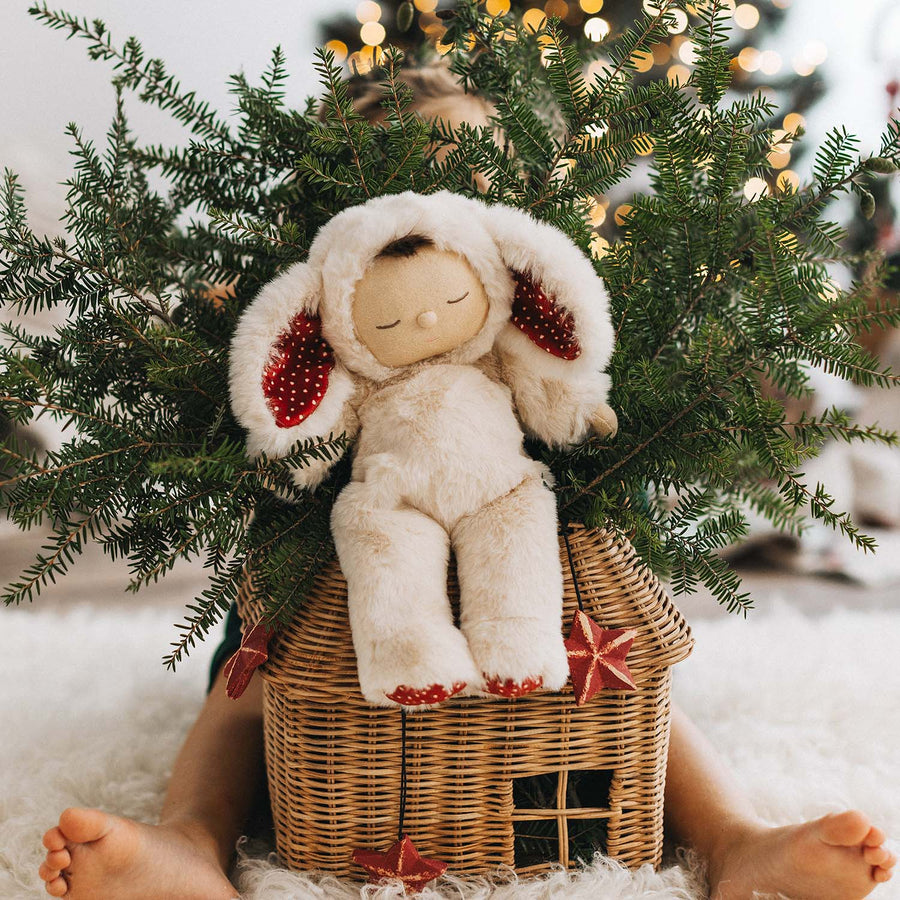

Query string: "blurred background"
[[2, 0, 900, 619]]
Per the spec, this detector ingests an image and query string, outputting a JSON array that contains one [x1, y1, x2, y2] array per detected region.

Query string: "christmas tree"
[[2, 0, 899, 667]]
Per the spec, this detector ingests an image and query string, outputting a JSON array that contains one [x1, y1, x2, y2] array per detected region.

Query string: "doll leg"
[[332, 481, 480, 707], [451, 474, 569, 697]]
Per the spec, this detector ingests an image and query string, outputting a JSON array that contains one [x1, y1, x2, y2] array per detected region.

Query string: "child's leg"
[[38, 665, 258, 899], [666, 703, 896, 899]]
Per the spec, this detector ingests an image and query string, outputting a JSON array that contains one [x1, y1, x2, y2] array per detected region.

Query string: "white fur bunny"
[[229, 191, 616, 708]]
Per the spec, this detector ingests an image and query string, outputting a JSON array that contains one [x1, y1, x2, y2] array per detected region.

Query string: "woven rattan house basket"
[[236, 524, 693, 878]]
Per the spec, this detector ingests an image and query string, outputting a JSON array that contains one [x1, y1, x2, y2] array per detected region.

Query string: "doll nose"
[[417, 310, 438, 329]]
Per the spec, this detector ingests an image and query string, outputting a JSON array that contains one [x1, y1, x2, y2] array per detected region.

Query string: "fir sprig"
[[2, 1, 899, 654]]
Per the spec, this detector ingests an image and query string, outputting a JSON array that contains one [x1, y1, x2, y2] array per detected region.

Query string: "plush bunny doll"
[[229, 191, 616, 708]]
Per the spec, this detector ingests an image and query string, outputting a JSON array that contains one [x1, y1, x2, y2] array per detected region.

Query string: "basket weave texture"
[[237, 524, 693, 878]]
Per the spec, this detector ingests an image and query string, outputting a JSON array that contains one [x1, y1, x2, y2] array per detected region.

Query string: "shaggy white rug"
[[1, 602, 898, 899]]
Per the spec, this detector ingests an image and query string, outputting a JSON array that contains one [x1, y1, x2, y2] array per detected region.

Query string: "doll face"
[[351, 245, 490, 368]]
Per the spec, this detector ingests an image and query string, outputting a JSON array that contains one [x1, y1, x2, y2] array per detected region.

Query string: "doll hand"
[[590, 401, 618, 439]]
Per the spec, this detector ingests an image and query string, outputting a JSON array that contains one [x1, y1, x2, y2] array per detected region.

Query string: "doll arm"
[[229, 262, 357, 490], [499, 349, 616, 449]]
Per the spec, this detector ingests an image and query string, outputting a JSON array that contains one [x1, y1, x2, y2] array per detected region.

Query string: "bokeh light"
[[667, 63, 690, 85], [758, 50, 782, 75], [360, 21, 386, 45], [324, 40, 348, 62], [584, 16, 611, 40], [743, 177, 768, 200], [667, 9, 689, 33], [590, 233, 610, 259], [522, 7, 548, 30], [356, 1, 382, 24], [737, 47, 760, 72], [544, 0, 569, 18], [734, 3, 760, 29], [777, 170, 800, 192], [413, 0, 438, 10], [633, 49, 655, 72], [486, 0, 512, 14], [783, 112, 806, 132], [580, 0, 604, 11]]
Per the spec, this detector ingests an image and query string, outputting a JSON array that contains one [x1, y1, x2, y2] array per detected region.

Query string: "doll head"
[[229, 191, 613, 459], [350, 236, 490, 368]]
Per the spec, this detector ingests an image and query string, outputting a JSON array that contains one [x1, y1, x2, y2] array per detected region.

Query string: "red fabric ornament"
[[223, 619, 275, 700], [353, 835, 447, 892], [262, 311, 334, 429], [386, 681, 466, 706], [511, 272, 582, 360], [483, 674, 543, 698], [565, 609, 637, 706]]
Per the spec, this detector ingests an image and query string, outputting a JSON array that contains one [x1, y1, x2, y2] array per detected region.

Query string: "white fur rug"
[[1, 603, 898, 899]]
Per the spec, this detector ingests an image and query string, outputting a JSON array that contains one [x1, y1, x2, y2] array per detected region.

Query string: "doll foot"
[[465, 617, 569, 695], [483, 675, 543, 698], [386, 681, 467, 707]]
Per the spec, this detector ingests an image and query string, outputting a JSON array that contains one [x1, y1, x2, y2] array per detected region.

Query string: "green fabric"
[[208, 603, 243, 693]]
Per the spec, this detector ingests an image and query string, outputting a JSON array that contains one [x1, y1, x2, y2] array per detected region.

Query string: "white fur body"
[[229, 192, 616, 707]]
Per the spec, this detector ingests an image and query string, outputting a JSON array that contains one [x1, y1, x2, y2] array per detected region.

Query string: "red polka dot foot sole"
[[482, 675, 544, 698], [385, 681, 467, 707]]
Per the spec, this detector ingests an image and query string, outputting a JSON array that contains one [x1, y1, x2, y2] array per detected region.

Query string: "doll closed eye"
[[352, 249, 490, 368]]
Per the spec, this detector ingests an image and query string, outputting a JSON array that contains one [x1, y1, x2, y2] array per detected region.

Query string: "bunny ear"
[[481, 204, 614, 376], [511, 272, 582, 361], [229, 262, 356, 461], [262, 311, 334, 428]]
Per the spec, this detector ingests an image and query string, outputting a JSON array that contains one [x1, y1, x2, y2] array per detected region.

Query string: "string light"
[[678, 40, 698, 65], [590, 233, 610, 259], [614, 203, 633, 225], [768, 148, 791, 168], [758, 50, 781, 75], [635, 134, 654, 155], [580, 0, 604, 11], [652, 41, 672, 65], [667, 9, 689, 33], [413, 0, 437, 10], [777, 170, 800, 192], [802, 40, 828, 66], [324, 40, 348, 62], [544, 0, 569, 18], [356, 1, 382, 23], [667, 64, 690, 85], [783, 112, 805, 132], [792, 56, 815, 76], [737, 47, 760, 72], [734, 3, 759, 29], [522, 7, 548, 30], [486, 0, 511, 13], [743, 177, 768, 200], [584, 17, 610, 40], [360, 21, 386, 45], [633, 49, 655, 72]]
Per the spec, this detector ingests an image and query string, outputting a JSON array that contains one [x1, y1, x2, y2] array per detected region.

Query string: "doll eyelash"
[[447, 291, 469, 304], [376, 319, 401, 329]]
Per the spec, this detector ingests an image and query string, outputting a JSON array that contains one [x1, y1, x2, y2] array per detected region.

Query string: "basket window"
[[511, 769, 613, 868]]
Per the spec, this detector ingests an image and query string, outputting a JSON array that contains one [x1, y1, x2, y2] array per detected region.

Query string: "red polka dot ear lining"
[[262, 312, 334, 428], [511, 272, 582, 360]]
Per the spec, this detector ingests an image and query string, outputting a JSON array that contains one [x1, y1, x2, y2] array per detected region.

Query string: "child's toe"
[[819, 810, 871, 847], [42, 827, 66, 852], [45, 875, 67, 897], [38, 862, 60, 882], [873, 867, 893, 884], [45, 849, 70, 870], [864, 825, 887, 847], [58, 807, 111, 844], [864, 845, 890, 866]]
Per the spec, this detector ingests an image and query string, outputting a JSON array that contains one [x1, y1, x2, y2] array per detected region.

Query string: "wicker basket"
[[237, 524, 693, 878]]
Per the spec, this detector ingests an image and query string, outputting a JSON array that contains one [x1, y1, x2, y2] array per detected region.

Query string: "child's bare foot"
[[709, 810, 896, 899], [38, 807, 238, 899]]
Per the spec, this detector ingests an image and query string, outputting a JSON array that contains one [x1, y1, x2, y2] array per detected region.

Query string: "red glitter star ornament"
[[352, 835, 447, 893], [565, 609, 637, 706]]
